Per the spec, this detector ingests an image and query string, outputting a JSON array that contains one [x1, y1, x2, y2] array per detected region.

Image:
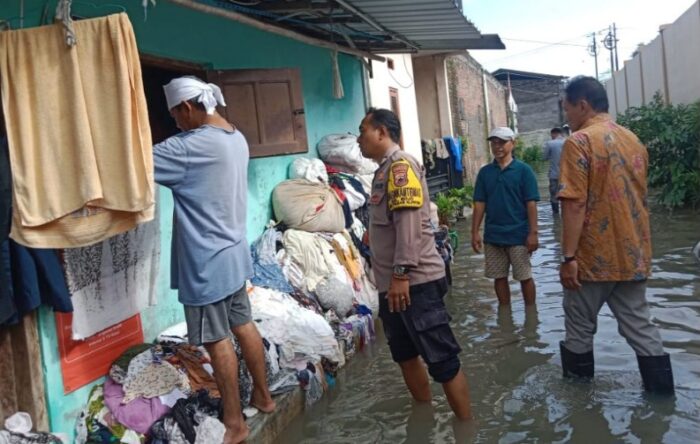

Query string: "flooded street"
[[280, 174, 700, 443]]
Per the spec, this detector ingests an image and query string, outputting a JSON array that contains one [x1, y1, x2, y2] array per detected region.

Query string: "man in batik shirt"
[[558, 76, 674, 395]]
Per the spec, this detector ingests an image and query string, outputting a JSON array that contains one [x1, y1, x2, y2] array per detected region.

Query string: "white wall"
[[625, 56, 644, 108], [664, 1, 700, 105], [412, 55, 453, 141], [606, 1, 700, 113], [606, 75, 618, 116], [412, 56, 440, 141], [368, 54, 423, 161], [613, 69, 628, 113], [641, 36, 666, 102]]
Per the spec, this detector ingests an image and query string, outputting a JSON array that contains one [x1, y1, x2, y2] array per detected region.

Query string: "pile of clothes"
[[73, 134, 387, 441], [76, 343, 197, 443], [248, 286, 344, 367], [75, 334, 299, 443], [260, 134, 382, 336]]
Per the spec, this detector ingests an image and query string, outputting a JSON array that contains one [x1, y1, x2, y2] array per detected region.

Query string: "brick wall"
[[446, 54, 508, 184], [486, 77, 508, 128], [508, 77, 564, 132]]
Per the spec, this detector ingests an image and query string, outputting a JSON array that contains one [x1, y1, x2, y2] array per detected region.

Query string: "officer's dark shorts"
[[378, 278, 461, 367]]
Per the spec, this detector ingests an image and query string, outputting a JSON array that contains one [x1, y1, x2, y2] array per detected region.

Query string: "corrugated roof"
[[187, 0, 504, 53], [341, 0, 504, 51]]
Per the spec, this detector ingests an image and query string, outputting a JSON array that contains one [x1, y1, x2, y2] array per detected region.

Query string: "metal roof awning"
[[170, 0, 504, 59], [344, 0, 504, 52]]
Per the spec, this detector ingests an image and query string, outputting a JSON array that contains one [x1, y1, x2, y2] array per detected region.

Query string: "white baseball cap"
[[487, 127, 516, 141]]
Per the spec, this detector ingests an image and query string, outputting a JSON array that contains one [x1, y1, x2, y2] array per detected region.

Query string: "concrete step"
[[246, 388, 305, 444]]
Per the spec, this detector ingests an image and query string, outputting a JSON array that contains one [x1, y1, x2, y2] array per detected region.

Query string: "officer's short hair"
[[565, 76, 609, 113], [366, 107, 401, 144], [551, 127, 563, 135]]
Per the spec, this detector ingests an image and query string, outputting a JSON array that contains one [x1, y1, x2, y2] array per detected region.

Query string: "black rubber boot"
[[560, 341, 594, 378], [637, 354, 675, 395]]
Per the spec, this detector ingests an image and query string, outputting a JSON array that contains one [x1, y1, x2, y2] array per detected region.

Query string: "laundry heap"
[[73, 134, 381, 442]]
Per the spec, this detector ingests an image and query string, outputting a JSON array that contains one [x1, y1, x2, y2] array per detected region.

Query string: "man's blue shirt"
[[473, 159, 540, 246], [153, 125, 253, 306]]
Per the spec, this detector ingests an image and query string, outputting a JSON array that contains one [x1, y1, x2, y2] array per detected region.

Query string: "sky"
[[463, 0, 697, 78]]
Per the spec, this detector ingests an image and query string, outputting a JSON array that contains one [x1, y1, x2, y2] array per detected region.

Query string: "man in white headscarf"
[[163, 75, 227, 117], [154, 76, 275, 443]]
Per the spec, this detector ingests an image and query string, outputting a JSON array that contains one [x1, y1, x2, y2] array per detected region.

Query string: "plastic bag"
[[317, 134, 377, 175], [289, 157, 328, 183]]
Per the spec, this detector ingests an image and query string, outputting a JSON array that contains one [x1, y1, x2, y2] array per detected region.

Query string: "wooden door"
[[0, 313, 48, 428]]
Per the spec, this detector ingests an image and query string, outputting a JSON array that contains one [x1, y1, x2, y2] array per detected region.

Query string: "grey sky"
[[464, 0, 696, 78]]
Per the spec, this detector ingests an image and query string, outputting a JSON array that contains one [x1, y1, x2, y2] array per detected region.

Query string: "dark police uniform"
[[369, 145, 462, 383]]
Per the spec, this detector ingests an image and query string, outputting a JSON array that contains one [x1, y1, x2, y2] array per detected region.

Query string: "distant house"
[[492, 69, 567, 133]]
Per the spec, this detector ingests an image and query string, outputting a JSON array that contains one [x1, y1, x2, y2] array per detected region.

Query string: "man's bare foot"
[[223, 423, 249, 444], [250, 387, 276, 413]]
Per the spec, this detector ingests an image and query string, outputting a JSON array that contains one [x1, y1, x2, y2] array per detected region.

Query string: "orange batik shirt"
[[558, 114, 652, 282]]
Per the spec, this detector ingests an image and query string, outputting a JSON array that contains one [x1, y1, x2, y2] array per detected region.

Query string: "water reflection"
[[279, 175, 700, 443], [404, 402, 435, 444]]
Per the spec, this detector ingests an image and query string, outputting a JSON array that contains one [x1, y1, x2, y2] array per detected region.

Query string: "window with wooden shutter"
[[208, 68, 308, 158]]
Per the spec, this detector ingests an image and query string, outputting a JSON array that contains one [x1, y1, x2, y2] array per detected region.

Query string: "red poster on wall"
[[56, 312, 144, 394]]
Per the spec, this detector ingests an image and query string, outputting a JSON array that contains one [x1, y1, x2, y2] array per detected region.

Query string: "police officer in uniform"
[[358, 108, 472, 419]]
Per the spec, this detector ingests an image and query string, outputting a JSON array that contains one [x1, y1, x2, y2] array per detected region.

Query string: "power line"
[[488, 32, 593, 62], [502, 37, 588, 47], [387, 55, 414, 89]]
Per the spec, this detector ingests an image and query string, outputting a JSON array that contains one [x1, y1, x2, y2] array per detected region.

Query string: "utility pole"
[[613, 22, 619, 71], [603, 25, 616, 73], [588, 32, 599, 80]]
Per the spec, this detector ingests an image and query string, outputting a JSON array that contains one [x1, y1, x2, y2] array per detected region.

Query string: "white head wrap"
[[163, 76, 226, 115]]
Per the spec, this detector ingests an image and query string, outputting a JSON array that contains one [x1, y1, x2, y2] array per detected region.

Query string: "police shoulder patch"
[[387, 158, 423, 210]]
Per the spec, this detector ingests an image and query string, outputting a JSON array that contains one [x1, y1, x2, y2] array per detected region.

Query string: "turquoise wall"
[[1, 0, 367, 437]]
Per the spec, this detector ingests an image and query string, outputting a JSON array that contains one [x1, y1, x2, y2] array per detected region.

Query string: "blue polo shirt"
[[153, 125, 253, 306], [473, 159, 540, 246]]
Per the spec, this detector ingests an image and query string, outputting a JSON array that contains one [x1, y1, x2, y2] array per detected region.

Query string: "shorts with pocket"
[[378, 278, 461, 367], [184, 284, 252, 346]]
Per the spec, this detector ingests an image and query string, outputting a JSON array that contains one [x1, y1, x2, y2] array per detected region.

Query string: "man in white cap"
[[471, 127, 540, 306], [154, 76, 275, 443]]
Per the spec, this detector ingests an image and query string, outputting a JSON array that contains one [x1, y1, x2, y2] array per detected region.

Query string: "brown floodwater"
[[280, 173, 700, 443]]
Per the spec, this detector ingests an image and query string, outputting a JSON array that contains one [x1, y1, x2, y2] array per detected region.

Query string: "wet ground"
[[280, 174, 700, 443]]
